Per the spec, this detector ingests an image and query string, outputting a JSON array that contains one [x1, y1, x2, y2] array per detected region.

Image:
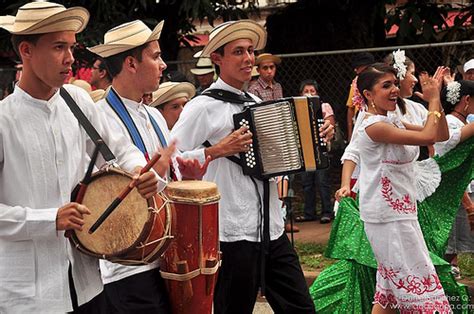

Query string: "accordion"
[[233, 96, 330, 179]]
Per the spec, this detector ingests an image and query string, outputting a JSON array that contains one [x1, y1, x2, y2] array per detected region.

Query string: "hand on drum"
[[176, 155, 212, 180], [335, 186, 351, 202], [56, 202, 91, 231], [132, 165, 160, 199], [319, 120, 334, 143]]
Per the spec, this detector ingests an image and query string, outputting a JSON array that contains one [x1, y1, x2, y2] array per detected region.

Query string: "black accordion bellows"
[[233, 96, 330, 179]]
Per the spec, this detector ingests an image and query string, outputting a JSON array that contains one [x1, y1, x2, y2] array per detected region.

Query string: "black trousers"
[[214, 234, 315, 314], [68, 265, 107, 314], [103, 268, 171, 314]]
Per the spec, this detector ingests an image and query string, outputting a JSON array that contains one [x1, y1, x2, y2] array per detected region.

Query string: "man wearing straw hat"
[[248, 53, 283, 101], [0, 2, 163, 313], [172, 20, 330, 313], [190, 56, 215, 95], [149, 81, 196, 129], [89, 19, 209, 313]]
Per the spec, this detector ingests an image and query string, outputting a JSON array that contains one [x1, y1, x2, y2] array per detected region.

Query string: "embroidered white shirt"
[[0, 85, 148, 312], [97, 91, 177, 284], [358, 115, 419, 223], [171, 78, 285, 242]]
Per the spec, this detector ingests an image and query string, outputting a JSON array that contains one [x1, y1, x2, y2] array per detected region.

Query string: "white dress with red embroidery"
[[359, 114, 452, 313]]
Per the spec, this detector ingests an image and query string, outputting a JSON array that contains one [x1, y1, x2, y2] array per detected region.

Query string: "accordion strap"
[[202, 139, 270, 295], [200, 88, 256, 104]]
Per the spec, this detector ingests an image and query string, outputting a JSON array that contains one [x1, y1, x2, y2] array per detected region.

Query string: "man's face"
[[90, 59, 103, 87], [463, 69, 474, 81], [196, 72, 214, 88], [27, 31, 76, 89], [257, 61, 276, 83], [211, 38, 254, 89], [134, 41, 167, 94], [158, 96, 187, 129]]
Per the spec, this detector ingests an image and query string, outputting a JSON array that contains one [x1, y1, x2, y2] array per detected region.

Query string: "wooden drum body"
[[160, 180, 220, 314], [69, 168, 172, 265]]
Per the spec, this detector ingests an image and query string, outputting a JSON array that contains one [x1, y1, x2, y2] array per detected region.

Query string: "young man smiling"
[[172, 20, 333, 314]]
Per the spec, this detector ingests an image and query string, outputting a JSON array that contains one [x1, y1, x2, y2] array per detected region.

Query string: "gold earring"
[[371, 101, 376, 110]]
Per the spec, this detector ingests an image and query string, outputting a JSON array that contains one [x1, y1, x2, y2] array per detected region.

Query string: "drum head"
[[165, 180, 220, 204], [75, 171, 151, 257]]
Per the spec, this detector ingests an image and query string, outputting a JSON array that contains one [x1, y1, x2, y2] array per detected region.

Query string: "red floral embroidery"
[[381, 176, 416, 214], [374, 290, 451, 314], [377, 264, 443, 295]]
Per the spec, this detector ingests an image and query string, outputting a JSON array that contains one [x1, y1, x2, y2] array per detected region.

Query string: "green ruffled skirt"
[[310, 137, 474, 313]]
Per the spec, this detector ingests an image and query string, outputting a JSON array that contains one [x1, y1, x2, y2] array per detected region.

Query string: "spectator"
[[297, 79, 335, 224], [190, 56, 215, 95], [463, 58, 474, 81], [248, 53, 283, 101], [90, 57, 112, 90]]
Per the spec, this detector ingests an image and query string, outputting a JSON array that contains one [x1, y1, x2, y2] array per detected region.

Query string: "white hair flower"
[[392, 49, 407, 80], [446, 81, 461, 105]]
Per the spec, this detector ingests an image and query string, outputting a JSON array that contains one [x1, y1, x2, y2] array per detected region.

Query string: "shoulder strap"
[[144, 107, 168, 148], [59, 87, 116, 162], [105, 88, 148, 156], [201, 88, 256, 104]]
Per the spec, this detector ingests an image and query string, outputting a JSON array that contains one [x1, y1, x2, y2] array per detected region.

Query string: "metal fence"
[[172, 40, 474, 140]]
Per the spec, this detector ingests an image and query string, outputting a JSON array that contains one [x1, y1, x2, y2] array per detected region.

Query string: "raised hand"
[[176, 155, 212, 180]]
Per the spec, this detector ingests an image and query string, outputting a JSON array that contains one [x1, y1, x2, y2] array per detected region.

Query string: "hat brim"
[[201, 20, 266, 58], [150, 82, 196, 108], [0, 7, 89, 35], [256, 55, 281, 66], [190, 68, 214, 75], [88, 20, 164, 58]]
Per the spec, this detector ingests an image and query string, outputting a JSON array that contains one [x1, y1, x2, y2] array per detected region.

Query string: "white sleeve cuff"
[[26, 208, 58, 239]]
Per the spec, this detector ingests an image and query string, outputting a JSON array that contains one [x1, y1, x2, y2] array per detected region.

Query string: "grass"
[[458, 253, 474, 281], [294, 242, 336, 272]]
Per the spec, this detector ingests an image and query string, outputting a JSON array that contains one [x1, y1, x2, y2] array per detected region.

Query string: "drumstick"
[[89, 153, 161, 234]]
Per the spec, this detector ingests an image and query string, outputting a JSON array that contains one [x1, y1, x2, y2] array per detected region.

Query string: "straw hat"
[[463, 59, 474, 73], [69, 78, 92, 93], [89, 89, 106, 102], [0, 2, 89, 35], [251, 66, 259, 77], [149, 82, 196, 108], [190, 57, 214, 76], [88, 20, 164, 58], [255, 53, 281, 66], [200, 20, 266, 58]]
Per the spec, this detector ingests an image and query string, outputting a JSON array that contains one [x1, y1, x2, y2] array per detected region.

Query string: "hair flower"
[[392, 49, 407, 80], [446, 81, 461, 105], [352, 84, 366, 111]]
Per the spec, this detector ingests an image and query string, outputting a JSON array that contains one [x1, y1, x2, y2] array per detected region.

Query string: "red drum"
[[160, 180, 220, 314], [69, 167, 172, 265]]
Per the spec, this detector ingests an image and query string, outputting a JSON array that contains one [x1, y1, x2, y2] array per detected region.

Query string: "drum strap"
[[106, 88, 168, 159], [60, 88, 116, 162]]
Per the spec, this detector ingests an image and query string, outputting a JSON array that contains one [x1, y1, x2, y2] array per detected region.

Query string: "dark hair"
[[440, 80, 474, 113], [104, 42, 149, 78], [210, 46, 225, 76], [351, 52, 375, 69], [94, 57, 112, 82], [299, 79, 319, 95], [357, 63, 404, 113], [383, 53, 414, 70], [10, 34, 42, 58]]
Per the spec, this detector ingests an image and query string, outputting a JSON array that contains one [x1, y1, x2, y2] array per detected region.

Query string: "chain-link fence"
[[172, 40, 474, 140]]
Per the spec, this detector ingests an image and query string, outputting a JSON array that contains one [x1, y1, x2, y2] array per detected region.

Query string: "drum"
[[69, 167, 172, 265], [160, 180, 220, 314]]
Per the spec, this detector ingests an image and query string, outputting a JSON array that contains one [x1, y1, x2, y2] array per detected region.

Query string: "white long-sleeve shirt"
[[96, 91, 175, 284], [0, 85, 148, 313], [171, 78, 284, 242]]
